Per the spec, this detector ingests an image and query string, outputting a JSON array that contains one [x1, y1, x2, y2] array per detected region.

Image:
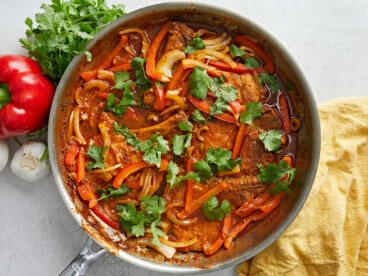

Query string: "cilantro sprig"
[[113, 124, 169, 168], [257, 160, 296, 194], [20, 0, 125, 83], [173, 121, 193, 155], [185, 34, 206, 54], [203, 195, 231, 221], [117, 195, 166, 245], [259, 129, 283, 152], [239, 101, 263, 125], [166, 148, 241, 187], [97, 185, 130, 201], [86, 145, 106, 171]]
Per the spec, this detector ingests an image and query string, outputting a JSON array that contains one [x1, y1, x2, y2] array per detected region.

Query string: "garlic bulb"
[[10, 141, 50, 183]]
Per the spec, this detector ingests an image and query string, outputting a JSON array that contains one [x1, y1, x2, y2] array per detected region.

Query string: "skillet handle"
[[59, 237, 106, 276]]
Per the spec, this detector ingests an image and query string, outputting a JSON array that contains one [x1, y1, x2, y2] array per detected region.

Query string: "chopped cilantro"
[[185, 34, 206, 54], [244, 56, 260, 68], [191, 109, 207, 124], [86, 145, 106, 171], [166, 161, 200, 188], [257, 160, 296, 194], [173, 133, 192, 155], [229, 44, 245, 58], [259, 73, 281, 93], [117, 195, 166, 245], [239, 101, 263, 125], [131, 57, 151, 89], [189, 66, 212, 99], [210, 98, 229, 116], [97, 185, 130, 201], [178, 121, 193, 132], [259, 129, 283, 152], [114, 125, 169, 168], [203, 195, 231, 221]]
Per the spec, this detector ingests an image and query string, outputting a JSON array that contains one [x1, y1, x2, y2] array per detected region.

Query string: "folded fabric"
[[237, 97, 368, 276]]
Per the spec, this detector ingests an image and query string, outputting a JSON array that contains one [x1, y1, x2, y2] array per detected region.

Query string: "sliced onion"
[[136, 237, 176, 259], [202, 32, 228, 46], [193, 49, 237, 68], [155, 50, 186, 82], [165, 202, 193, 226]]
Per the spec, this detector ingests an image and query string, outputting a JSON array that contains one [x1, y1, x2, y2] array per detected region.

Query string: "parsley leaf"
[[239, 101, 263, 125], [20, 0, 125, 83], [131, 57, 151, 89], [203, 195, 231, 221], [185, 34, 206, 54], [259, 73, 281, 93], [257, 160, 296, 194], [259, 129, 283, 152], [86, 145, 106, 171], [97, 185, 130, 201]]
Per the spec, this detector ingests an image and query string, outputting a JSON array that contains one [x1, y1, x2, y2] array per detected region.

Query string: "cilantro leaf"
[[257, 160, 296, 194], [86, 145, 106, 170], [244, 57, 260, 68], [140, 133, 170, 167], [185, 34, 206, 54], [117, 195, 166, 244], [259, 73, 281, 93], [240, 101, 263, 125], [131, 57, 151, 89], [97, 185, 130, 201], [173, 133, 192, 155], [189, 66, 212, 99], [191, 109, 207, 124], [229, 44, 245, 58], [193, 159, 213, 182], [113, 71, 134, 92], [166, 161, 200, 188], [210, 98, 229, 116], [178, 121, 193, 132], [114, 125, 169, 168], [259, 129, 283, 152], [202, 195, 231, 221], [205, 148, 241, 172], [20, 0, 125, 83]]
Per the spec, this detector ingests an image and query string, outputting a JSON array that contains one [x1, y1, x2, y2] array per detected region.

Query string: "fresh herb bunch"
[[19, 0, 125, 83]]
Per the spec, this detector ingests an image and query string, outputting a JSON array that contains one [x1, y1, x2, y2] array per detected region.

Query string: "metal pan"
[[48, 2, 320, 274]]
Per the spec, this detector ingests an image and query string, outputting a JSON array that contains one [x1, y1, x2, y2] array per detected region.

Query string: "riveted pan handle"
[[59, 237, 106, 276]]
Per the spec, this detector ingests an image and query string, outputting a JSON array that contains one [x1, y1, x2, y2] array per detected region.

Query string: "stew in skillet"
[[63, 20, 301, 259]]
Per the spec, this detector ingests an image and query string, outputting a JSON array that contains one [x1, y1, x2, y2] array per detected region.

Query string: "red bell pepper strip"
[[235, 35, 275, 74], [152, 81, 167, 111], [92, 204, 121, 230], [207, 60, 254, 74], [187, 95, 236, 124], [0, 55, 55, 138], [112, 161, 152, 189], [145, 21, 171, 81]]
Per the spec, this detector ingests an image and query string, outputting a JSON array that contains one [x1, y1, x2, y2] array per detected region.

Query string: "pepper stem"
[[0, 83, 11, 109]]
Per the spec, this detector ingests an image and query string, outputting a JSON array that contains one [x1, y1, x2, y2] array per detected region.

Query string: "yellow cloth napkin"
[[237, 97, 368, 276]]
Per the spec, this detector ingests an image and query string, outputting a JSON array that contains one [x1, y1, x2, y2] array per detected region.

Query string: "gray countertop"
[[0, 0, 367, 275]]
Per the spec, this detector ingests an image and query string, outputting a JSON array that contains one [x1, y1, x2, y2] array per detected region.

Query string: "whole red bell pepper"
[[0, 55, 55, 138]]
